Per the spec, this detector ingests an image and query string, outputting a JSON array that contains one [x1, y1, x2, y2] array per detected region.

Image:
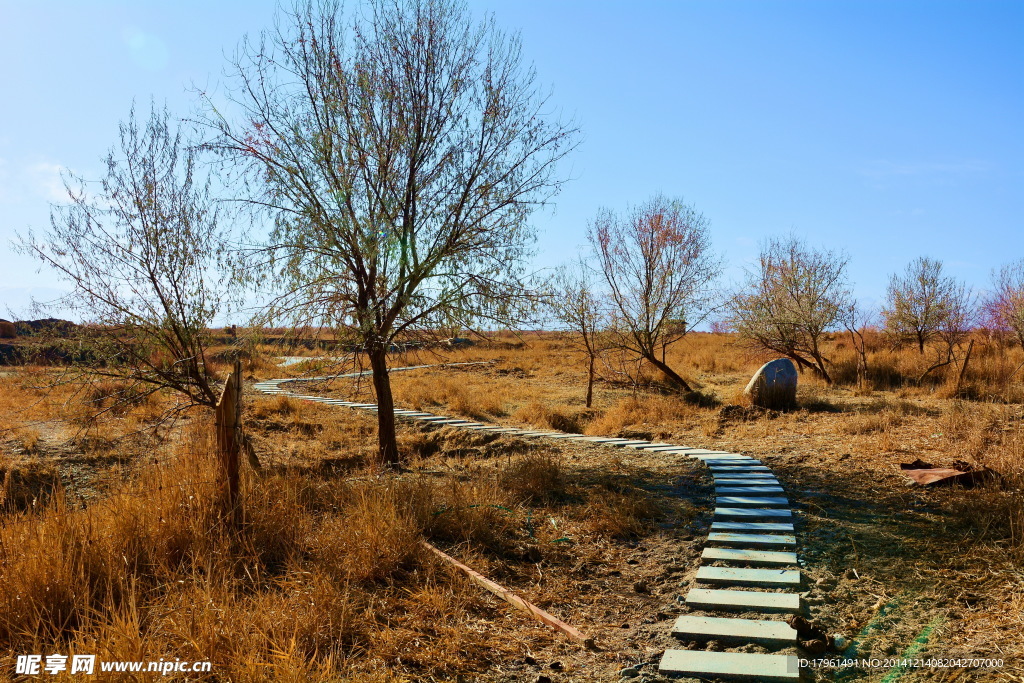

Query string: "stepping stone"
[[624, 442, 673, 449], [671, 615, 798, 646], [575, 436, 625, 443], [714, 508, 792, 520], [707, 533, 796, 548], [703, 458, 762, 466], [637, 445, 691, 452], [709, 465, 771, 472], [701, 547, 798, 566], [711, 521, 794, 532], [712, 471, 776, 479], [609, 440, 654, 447], [685, 588, 801, 614], [544, 433, 585, 439], [715, 486, 785, 495], [716, 496, 789, 508], [659, 650, 800, 682], [714, 478, 781, 486], [695, 566, 801, 587]]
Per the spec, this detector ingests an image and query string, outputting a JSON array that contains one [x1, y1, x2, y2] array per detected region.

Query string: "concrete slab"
[[671, 615, 798, 646], [714, 508, 793, 520], [659, 650, 800, 681], [636, 445, 691, 452], [707, 532, 796, 548], [695, 566, 801, 587], [714, 478, 781, 486], [716, 496, 789, 507], [608, 440, 653, 447], [709, 465, 772, 472], [624, 442, 674, 449], [711, 521, 794, 532], [701, 547, 798, 566], [685, 588, 801, 614], [715, 487, 785, 495], [544, 433, 585, 439], [712, 472, 776, 479], [703, 459, 763, 466]]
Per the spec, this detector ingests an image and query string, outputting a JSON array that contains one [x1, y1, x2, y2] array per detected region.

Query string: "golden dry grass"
[[1, 328, 1022, 679]]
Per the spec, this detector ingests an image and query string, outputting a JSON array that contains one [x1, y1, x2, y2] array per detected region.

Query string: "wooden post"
[[955, 338, 975, 396], [216, 360, 243, 525]]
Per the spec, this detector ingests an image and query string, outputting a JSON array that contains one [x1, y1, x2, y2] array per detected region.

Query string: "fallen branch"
[[421, 541, 595, 648]]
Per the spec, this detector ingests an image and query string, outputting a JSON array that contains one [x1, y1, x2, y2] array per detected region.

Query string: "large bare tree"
[[726, 235, 851, 383], [19, 104, 235, 415], [587, 195, 721, 392], [200, 0, 577, 466]]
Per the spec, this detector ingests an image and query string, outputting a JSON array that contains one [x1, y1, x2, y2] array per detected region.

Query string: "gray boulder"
[[743, 358, 798, 409]]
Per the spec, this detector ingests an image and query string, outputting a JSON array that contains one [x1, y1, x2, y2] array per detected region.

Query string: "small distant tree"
[[548, 259, 606, 407], [587, 194, 722, 392], [19, 104, 235, 415], [983, 259, 1024, 348], [844, 302, 876, 392], [882, 257, 956, 354], [918, 279, 977, 382], [726, 235, 851, 384]]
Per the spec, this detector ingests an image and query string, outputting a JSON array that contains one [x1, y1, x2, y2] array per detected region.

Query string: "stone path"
[[253, 364, 805, 681]]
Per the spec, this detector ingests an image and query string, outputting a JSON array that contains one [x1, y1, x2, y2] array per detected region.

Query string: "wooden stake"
[[216, 360, 243, 525], [421, 541, 595, 648]]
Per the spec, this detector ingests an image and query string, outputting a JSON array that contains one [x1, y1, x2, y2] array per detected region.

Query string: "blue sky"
[[1, 0, 1020, 321]]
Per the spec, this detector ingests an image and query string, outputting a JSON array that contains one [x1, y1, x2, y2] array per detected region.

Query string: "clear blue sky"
[[1, 0, 1020, 321]]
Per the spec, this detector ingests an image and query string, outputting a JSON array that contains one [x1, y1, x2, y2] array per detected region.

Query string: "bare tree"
[[882, 256, 957, 354], [918, 279, 977, 382], [548, 259, 606, 407], [726, 235, 851, 383], [983, 258, 1024, 348], [844, 302, 876, 392], [200, 0, 577, 466], [587, 195, 721, 392], [18, 104, 235, 415]]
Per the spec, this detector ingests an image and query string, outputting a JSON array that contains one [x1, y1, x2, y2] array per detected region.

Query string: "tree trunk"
[[811, 353, 833, 384], [955, 338, 974, 395], [368, 343, 400, 468], [918, 333, 925, 354], [645, 354, 693, 392], [586, 354, 595, 408]]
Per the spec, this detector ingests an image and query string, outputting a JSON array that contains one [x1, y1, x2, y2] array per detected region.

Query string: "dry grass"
[[1, 328, 1023, 677]]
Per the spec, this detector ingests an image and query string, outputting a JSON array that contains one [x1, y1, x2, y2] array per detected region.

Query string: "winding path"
[[254, 363, 804, 681]]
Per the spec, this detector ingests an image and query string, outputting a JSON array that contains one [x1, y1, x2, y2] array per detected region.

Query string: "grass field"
[[0, 331, 1021, 681]]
